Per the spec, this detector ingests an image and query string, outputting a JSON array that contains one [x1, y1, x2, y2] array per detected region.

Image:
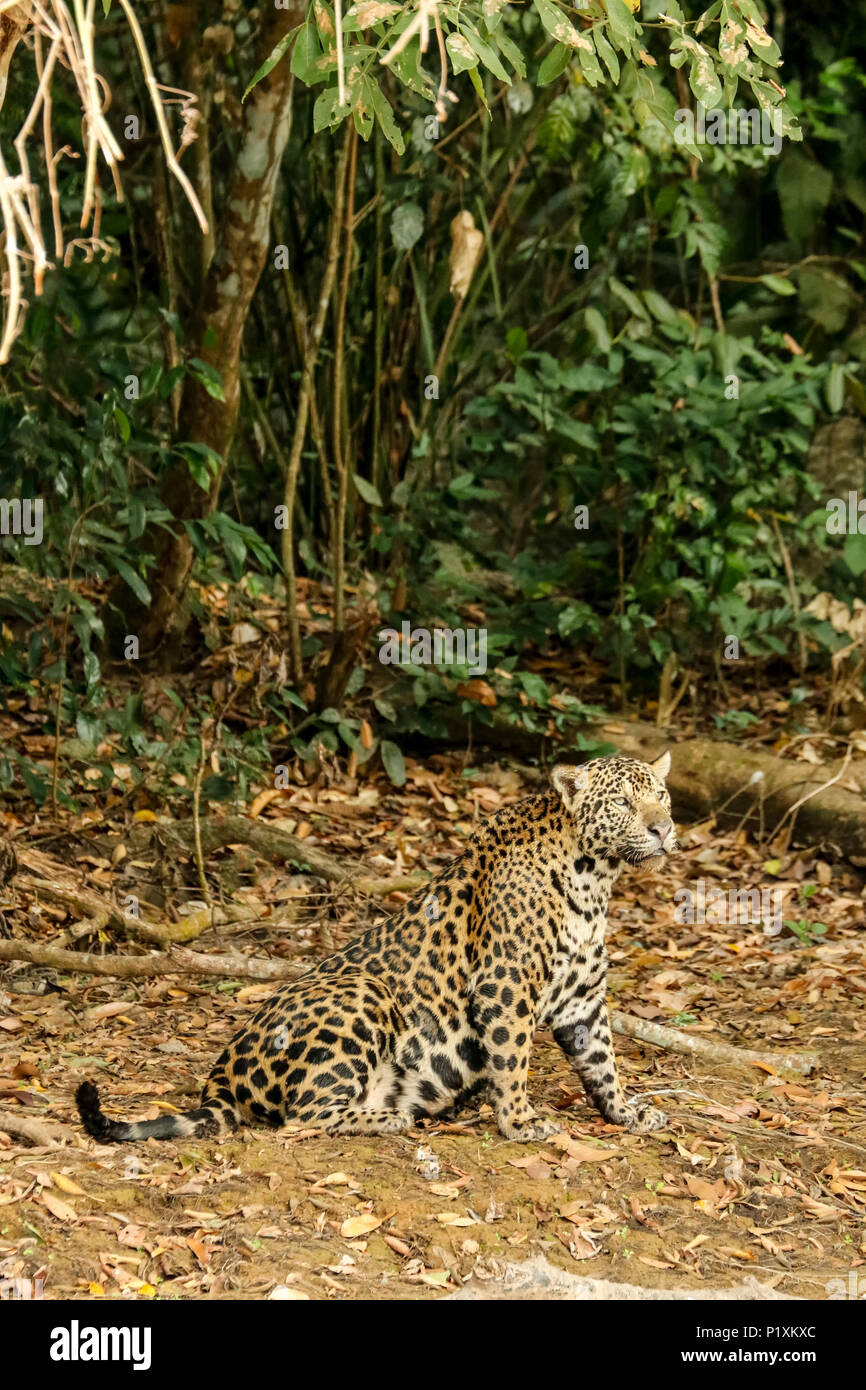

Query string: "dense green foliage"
[[0, 1, 865, 805]]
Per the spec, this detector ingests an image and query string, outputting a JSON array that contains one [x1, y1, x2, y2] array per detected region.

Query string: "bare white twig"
[[0, 0, 209, 362], [117, 0, 208, 233], [335, 0, 346, 108], [380, 0, 438, 66]]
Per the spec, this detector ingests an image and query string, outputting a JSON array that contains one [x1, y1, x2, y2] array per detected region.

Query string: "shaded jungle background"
[[0, 0, 864, 811]]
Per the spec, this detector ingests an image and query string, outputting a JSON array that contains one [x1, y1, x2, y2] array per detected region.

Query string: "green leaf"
[[538, 42, 571, 86], [389, 36, 436, 99], [188, 357, 225, 402], [201, 774, 235, 802], [381, 739, 406, 786], [743, 16, 781, 67], [368, 82, 405, 154], [140, 362, 162, 398], [759, 274, 796, 296], [245, 28, 299, 100], [506, 327, 528, 361], [843, 532, 866, 578], [467, 64, 489, 109], [577, 42, 605, 88], [113, 558, 151, 606], [519, 671, 549, 705], [593, 29, 620, 84], [314, 85, 343, 132], [22, 766, 47, 805], [289, 19, 323, 88], [799, 267, 853, 334], [114, 406, 131, 442], [608, 276, 650, 321], [462, 24, 511, 83], [83, 650, 100, 687], [604, 0, 636, 43], [826, 363, 846, 413], [446, 32, 478, 75], [534, 0, 589, 51], [495, 29, 527, 79], [181, 442, 223, 491], [128, 498, 146, 541], [354, 473, 382, 506], [642, 290, 678, 322], [584, 306, 612, 351], [688, 52, 723, 107], [391, 202, 424, 251], [354, 78, 374, 139]]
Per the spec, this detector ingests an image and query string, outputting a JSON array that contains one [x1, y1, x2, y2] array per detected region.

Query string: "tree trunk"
[[114, 7, 304, 663]]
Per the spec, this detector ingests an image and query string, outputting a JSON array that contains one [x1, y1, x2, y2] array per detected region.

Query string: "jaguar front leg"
[[472, 978, 561, 1142], [553, 989, 667, 1134]]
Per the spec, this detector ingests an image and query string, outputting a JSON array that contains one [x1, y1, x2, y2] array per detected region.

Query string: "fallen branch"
[[0, 937, 304, 982], [0, 1109, 69, 1146], [612, 1010, 818, 1076], [123, 816, 429, 896], [17, 866, 226, 948], [17, 827, 424, 957], [0, 937, 819, 1075]]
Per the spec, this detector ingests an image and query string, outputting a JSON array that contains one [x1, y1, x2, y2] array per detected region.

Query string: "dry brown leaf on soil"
[[340, 1213, 383, 1239], [556, 1228, 598, 1261], [799, 1194, 842, 1220], [41, 1191, 77, 1222], [383, 1233, 412, 1257], [700, 1099, 761, 1122], [117, 1223, 155, 1251], [428, 1182, 462, 1199], [51, 1172, 87, 1196], [456, 679, 497, 707], [508, 1156, 553, 1180], [548, 1134, 619, 1162], [309, 1172, 355, 1191], [684, 1174, 735, 1210]]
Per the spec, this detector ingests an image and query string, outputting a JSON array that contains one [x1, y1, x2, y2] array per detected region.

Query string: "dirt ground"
[[2, 763, 865, 1301]]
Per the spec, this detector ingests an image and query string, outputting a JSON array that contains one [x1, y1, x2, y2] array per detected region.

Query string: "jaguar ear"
[[552, 764, 592, 811], [649, 750, 671, 781]]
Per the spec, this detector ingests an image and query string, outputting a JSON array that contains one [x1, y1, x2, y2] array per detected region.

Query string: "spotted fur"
[[76, 754, 676, 1145]]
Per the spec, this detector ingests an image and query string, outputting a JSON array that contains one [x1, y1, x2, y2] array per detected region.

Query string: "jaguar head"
[[552, 753, 677, 869]]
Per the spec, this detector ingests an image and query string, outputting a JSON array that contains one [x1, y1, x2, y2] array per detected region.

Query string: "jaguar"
[[77, 753, 676, 1145]]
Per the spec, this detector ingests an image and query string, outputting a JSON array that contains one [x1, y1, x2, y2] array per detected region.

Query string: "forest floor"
[[1, 754, 865, 1301], [1, 750, 866, 1301]]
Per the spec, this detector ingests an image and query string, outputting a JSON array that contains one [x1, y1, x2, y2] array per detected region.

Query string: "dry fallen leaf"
[[508, 1156, 553, 1180], [52, 1173, 87, 1196], [449, 210, 483, 299], [428, 1182, 461, 1199], [41, 1191, 77, 1222], [340, 1213, 383, 1239], [548, 1134, 618, 1163]]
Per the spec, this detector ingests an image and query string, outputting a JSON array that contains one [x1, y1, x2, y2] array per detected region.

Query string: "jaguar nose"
[[649, 820, 672, 843]]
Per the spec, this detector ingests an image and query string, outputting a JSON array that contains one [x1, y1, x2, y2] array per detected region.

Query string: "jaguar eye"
[[614, 797, 631, 810]]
